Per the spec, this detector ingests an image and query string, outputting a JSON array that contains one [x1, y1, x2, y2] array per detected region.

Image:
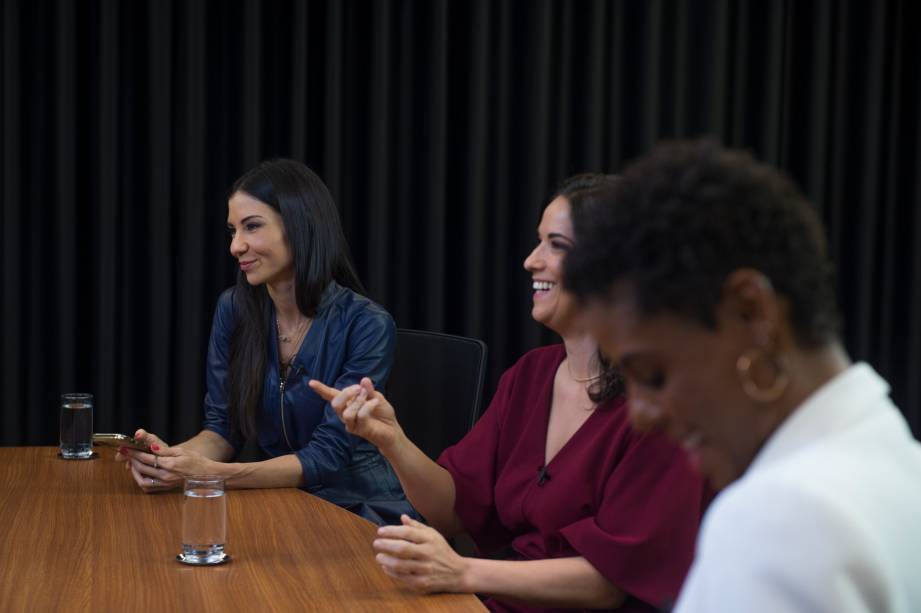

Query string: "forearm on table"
[[213, 453, 305, 489], [462, 556, 626, 609], [176, 430, 236, 462], [382, 433, 463, 536]]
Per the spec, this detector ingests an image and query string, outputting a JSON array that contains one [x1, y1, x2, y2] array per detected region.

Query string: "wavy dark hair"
[[227, 159, 365, 438], [552, 174, 625, 403], [564, 139, 841, 348]]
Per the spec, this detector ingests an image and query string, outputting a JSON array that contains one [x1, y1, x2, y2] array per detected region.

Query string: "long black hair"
[[227, 159, 365, 438], [552, 174, 625, 404]]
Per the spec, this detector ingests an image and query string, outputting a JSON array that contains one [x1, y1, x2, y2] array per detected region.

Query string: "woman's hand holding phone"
[[116, 429, 182, 493]]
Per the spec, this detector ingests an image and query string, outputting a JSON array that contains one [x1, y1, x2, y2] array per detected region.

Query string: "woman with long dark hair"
[[118, 159, 415, 524], [311, 175, 709, 611]]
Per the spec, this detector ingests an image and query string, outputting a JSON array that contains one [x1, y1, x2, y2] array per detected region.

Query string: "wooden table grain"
[[0, 447, 485, 612]]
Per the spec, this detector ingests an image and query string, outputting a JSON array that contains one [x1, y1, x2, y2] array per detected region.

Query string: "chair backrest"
[[387, 329, 488, 461]]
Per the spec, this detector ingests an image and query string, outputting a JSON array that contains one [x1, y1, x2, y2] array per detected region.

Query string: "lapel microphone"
[[537, 465, 551, 486]]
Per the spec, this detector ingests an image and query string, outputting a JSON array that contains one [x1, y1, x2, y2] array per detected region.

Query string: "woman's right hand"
[[309, 377, 403, 453], [115, 429, 182, 493]]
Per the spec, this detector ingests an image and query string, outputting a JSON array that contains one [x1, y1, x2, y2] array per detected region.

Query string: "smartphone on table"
[[92, 433, 151, 452]]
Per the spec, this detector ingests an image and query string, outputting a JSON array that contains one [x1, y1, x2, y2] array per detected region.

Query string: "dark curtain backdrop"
[[2, 0, 920, 445]]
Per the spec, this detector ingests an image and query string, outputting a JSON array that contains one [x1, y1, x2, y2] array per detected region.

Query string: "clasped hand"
[[115, 429, 217, 493], [374, 514, 471, 593]]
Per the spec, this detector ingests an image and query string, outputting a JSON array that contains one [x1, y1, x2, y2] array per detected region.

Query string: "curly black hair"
[[564, 139, 841, 348], [552, 173, 626, 402]]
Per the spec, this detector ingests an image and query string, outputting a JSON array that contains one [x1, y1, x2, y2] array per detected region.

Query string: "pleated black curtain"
[[2, 0, 920, 445]]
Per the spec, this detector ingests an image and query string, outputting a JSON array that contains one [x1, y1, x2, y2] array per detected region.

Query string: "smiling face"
[[523, 196, 582, 335], [227, 191, 295, 286], [585, 288, 782, 490]]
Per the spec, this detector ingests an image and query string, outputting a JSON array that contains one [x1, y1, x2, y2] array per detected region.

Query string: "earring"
[[736, 348, 789, 403]]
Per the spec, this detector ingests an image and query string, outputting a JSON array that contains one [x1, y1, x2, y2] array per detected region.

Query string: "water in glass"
[[181, 483, 227, 564], [60, 398, 93, 459]]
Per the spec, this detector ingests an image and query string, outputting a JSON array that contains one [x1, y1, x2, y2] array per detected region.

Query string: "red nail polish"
[[151, 444, 160, 452]]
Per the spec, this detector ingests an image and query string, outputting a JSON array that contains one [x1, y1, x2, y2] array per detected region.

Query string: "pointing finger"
[[330, 385, 363, 413], [308, 379, 339, 402]]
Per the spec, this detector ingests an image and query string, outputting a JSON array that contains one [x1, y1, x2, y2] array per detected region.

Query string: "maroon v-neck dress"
[[438, 345, 708, 612]]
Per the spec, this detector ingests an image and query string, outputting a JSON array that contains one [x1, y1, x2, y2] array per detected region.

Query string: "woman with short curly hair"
[[564, 139, 921, 613]]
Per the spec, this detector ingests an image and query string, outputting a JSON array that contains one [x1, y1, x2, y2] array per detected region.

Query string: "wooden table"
[[0, 447, 485, 612]]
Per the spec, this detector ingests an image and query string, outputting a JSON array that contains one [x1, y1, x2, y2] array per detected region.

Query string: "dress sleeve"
[[295, 306, 396, 486], [201, 290, 241, 450], [437, 368, 516, 554], [559, 431, 707, 608]]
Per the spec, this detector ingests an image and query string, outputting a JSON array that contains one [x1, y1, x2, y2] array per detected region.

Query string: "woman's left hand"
[[121, 444, 222, 493], [373, 514, 471, 593], [149, 445, 223, 479]]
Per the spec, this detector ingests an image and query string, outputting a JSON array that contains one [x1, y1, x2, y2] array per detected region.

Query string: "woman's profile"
[[564, 140, 921, 612], [119, 159, 415, 525], [312, 174, 708, 611]]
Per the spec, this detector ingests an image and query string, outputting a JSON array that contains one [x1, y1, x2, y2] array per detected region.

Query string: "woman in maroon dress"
[[311, 175, 708, 612]]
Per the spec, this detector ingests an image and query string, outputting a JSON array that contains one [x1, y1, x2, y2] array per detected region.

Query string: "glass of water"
[[177, 476, 228, 565], [59, 393, 94, 459]]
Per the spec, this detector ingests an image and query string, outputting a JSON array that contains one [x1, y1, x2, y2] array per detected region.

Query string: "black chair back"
[[387, 329, 488, 461]]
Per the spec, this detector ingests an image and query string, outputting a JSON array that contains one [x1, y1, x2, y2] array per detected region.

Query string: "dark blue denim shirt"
[[202, 282, 416, 524]]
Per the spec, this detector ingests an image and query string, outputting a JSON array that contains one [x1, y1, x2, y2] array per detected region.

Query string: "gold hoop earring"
[[736, 348, 788, 403]]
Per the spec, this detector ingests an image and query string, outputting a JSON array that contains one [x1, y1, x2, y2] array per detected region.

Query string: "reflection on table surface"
[[0, 447, 485, 613]]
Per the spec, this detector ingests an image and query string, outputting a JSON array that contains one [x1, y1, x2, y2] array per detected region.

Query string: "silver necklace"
[[277, 318, 311, 368], [276, 318, 307, 343]]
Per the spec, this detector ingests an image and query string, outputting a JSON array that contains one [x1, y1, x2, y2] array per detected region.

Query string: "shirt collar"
[[316, 280, 344, 315], [746, 362, 889, 474], [269, 281, 343, 371]]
